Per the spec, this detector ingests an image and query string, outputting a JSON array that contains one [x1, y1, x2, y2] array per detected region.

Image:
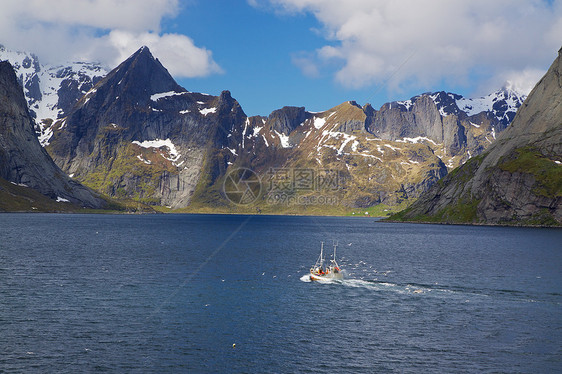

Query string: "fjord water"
[[1, 214, 560, 373]]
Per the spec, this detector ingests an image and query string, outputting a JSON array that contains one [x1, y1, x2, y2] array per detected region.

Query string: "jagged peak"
[[219, 90, 232, 101], [362, 103, 375, 116], [268, 106, 307, 119], [116, 46, 161, 73], [266, 106, 308, 135], [496, 84, 527, 100], [383, 87, 526, 120], [82, 45, 184, 105], [132, 45, 154, 60]]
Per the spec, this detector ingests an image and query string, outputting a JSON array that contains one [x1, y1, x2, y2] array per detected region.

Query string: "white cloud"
[[88, 31, 223, 78], [21, 0, 178, 32], [0, 0, 222, 78], [497, 69, 546, 96], [255, 0, 562, 94]]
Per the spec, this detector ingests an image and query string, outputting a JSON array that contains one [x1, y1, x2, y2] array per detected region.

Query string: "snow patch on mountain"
[[199, 107, 217, 116], [132, 138, 181, 164], [318, 129, 356, 155], [455, 88, 526, 124], [39, 63, 105, 120], [396, 136, 437, 145], [274, 130, 291, 148], [0, 45, 108, 146], [396, 99, 413, 111], [37, 125, 54, 146], [150, 91, 186, 101], [313, 117, 326, 129], [428, 92, 460, 117], [137, 155, 152, 165], [385, 144, 401, 151], [252, 126, 263, 137]]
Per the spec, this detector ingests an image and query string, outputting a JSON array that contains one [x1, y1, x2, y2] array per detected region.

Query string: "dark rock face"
[[24, 73, 42, 104], [369, 93, 492, 157], [267, 106, 308, 135], [400, 161, 449, 199], [392, 48, 562, 226], [46, 47, 246, 208], [0, 61, 106, 208], [56, 68, 103, 118]]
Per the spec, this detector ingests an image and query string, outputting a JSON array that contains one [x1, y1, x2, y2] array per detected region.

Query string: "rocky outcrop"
[[391, 48, 562, 226], [0, 61, 106, 208], [46, 47, 246, 209], [367, 90, 516, 158], [267, 106, 308, 135]]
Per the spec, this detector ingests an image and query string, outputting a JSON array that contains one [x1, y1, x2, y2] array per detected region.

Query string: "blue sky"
[[168, 1, 338, 115], [2, 0, 561, 116], [167, 0, 562, 116]]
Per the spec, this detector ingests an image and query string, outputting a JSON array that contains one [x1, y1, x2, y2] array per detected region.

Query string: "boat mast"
[[320, 241, 324, 267], [332, 240, 339, 267]]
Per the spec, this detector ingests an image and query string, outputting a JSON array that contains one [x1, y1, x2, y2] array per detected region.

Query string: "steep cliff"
[[0, 61, 106, 209], [0, 45, 107, 145], [390, 48, 562, 226]]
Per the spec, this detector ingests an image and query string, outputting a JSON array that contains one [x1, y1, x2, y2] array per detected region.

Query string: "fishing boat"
[[309, 241, 343, 281]]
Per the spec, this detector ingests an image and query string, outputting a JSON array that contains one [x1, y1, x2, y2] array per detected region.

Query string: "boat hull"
[[309, 273, 343, 282]]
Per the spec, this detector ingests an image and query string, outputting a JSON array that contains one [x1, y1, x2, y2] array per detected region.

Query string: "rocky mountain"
[[240, 88, 525, 173], [390, 48, 562, 226], [0, 60, 107, 210], [369, 87, 525, 169], [229, 101, 448, 209], [45, 46, 245, 209], [226, 87, 525, 209], [4, 45, 528, 213], [0, 45, 107, 145]]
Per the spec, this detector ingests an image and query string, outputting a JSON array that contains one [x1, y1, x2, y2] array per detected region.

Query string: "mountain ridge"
[[389, 48, 562, 226], [1, 45, 526, 150], [1, 45, 531, 213]]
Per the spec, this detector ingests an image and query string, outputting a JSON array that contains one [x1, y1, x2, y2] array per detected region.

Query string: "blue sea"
[[1, 213, 561, 373]]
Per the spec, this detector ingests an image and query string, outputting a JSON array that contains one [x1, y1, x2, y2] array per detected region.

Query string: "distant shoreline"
[[381, 219, 562, 229], [2, 209, 560, 228]]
